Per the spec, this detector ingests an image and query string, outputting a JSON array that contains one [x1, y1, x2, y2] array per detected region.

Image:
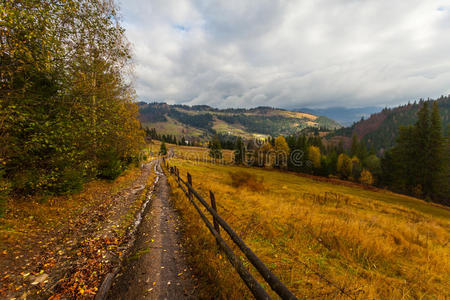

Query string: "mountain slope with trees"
[[327, 96, 450, 153], [138, 102, 342, 141]]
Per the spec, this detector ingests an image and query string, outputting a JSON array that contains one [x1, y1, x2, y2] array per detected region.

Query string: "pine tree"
[[209, 135, 222, 160], [391, 126, 417, 192], [350, 134, 359, 157], [234, 137, 245, 165], [414, 102, 431, 195], [160, 142, 167, 155], [428, 102, 444, 199]]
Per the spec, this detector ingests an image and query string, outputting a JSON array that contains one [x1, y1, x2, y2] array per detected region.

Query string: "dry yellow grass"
[[171, 144, 235, 164], [166, 157, 450, 299]]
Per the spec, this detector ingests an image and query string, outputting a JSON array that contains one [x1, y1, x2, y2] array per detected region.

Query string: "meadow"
[[166, 157, 450, 299]]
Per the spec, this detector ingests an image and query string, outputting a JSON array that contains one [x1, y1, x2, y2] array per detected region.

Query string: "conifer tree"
[[160, 142, 167, 156], [350, 134, 359, 157], [428, 102, 444, 198], [234, 137, 245, 165], [209, 135, 223, 160]]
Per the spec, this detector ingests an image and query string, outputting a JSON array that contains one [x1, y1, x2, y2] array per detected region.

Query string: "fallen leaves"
[[52, 237, 119, 298], [0, 165, 152, 299]]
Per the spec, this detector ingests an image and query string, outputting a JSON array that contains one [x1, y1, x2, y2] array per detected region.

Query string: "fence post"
[[210, 191, 220, 237], [187, 172, 192, 198]]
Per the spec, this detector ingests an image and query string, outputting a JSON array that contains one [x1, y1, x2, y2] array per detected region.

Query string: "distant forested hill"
[[138, 102, 341, 140], [327, 96, 450, 152]]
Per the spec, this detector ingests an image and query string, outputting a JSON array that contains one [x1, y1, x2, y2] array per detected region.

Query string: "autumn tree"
[[308, 146, 321, 171], [337, 153, 352, 179], [0, 0, 145, 195], [260, 142, 274, 168], [274, 136, 290, 168]]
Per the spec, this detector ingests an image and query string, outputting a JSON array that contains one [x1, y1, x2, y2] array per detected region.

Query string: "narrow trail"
[[108, 159, 197, 299]]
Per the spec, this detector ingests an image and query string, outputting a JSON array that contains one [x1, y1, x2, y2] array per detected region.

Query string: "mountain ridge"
[[138, 102, 342, 140]]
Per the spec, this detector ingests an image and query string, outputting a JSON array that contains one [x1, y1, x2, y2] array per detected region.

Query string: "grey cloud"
[[120, 0, 450, 108]]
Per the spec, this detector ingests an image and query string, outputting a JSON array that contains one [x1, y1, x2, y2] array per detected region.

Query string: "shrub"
[[360, 169, 374, 186], [97, 149, 123, 180], [229, 171, 264, 192], [51, 167, 85, 195]]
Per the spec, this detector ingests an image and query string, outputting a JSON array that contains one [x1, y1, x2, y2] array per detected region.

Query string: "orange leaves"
[[55, 236, 119, 298]]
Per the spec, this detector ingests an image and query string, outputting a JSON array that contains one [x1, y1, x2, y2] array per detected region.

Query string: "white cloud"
[[120, 0, 450, 108]]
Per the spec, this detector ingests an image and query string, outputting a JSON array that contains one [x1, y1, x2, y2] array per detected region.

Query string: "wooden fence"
[[164, 159, 298, 300]]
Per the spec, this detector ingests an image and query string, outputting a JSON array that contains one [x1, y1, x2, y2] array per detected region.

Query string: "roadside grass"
[[0, 167, 141, 247], [167, 158, 450, 299]]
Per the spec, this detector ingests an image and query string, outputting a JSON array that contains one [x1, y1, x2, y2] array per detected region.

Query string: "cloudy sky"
[[120, 0, 450, 109]]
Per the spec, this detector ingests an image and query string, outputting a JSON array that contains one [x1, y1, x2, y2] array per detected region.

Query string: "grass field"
[[166, 158, 450, 299]]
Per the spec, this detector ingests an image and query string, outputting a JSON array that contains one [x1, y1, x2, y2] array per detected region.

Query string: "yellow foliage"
[[308, 145, 321, 169], [274, 136, 290, 168], [360, 169, 374, 185], [337, 153, 352, 178]]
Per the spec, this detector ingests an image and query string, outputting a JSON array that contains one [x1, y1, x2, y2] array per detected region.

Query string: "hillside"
[[167, 153, 450, 299], [138, 102, 342, 140], [327, 96, 450, 152]]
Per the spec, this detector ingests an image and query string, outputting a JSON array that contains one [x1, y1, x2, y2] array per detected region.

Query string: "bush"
[[51, 167, 85, 195], [360, 169, 374, 186], [229, 171, 264, 192]]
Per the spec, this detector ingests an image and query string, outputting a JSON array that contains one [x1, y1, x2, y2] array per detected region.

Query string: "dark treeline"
[[381, 102, 448, 203], [145, 127, 236, 149]]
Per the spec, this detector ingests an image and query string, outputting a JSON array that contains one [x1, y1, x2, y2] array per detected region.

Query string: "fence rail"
[[164, 159, 298, 300]]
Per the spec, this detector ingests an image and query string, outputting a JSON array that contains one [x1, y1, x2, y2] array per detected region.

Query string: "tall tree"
[[160, 142, 167, 156], [209, 135, 223, 160], [350, 134, 359, 157], [233, 137, 245, 165], [415, 102, 431, 195], [428, 102, 445, 199], [274, 136, 290, 168], [387, 101, 446, 200]]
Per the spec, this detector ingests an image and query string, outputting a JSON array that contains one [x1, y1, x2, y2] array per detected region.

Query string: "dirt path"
[[107, 159, 197, 299]]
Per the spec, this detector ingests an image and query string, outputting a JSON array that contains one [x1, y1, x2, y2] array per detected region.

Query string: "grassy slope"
[[167, 157, 450, 299], [142, 116, 205, 137]]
